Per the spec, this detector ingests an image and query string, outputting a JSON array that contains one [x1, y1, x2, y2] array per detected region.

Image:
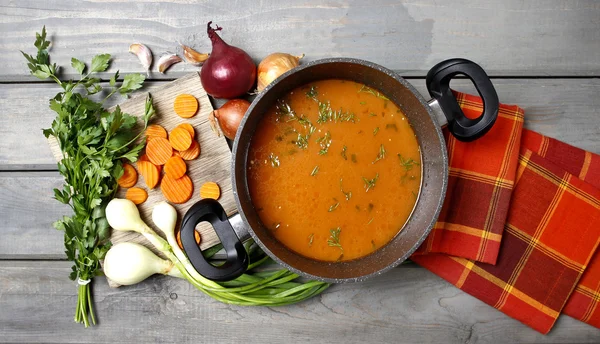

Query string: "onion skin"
[[200, 22, 257, 99], [211, 99, 250, 140], [257, 53, 304, 92]]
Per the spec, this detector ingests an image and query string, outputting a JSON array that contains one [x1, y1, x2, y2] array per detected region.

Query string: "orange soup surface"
[[247, 79, 421, 262]]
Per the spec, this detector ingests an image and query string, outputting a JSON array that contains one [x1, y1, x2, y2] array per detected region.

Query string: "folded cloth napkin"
[[410, 92, 600, 334], [412, 92, 524, 264]]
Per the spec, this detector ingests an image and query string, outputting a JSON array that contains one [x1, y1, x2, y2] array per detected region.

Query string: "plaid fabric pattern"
[[411, 93, 600, 334], [521, 130, 600, 328], [413, 92, 524, 264]]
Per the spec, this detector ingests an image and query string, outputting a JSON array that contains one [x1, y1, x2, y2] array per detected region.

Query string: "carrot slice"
[[161, 174, 193, 204], [179, 140, 201, 160], [146, 137, 173, 165], [176, 229, 201, 250], [169, 127, 192, 151], [173, 94, 199, 118], [200, 182, 220, 200], [125, 187, 148, 205], [137, 160, 160, 189], [164, 156, 187, 179], [145, 124, 168, 141], [118, 163, 138, 188], [138, 154, 161, 173], [175, 123, 195, 139]]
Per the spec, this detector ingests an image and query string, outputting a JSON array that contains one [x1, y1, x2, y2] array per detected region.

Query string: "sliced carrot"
[[125, 187, 148, 205], [175, 123, 195, 139], [145, 124, 168, 141], [200, 182, 220, 200], [169, 127, 192, 151], [174, 94, 199, 118], [179, 140, 201, 160], [137, 160, 160, 189], [176, 229, 201, 250], [164, 156, 187, 179], [161, 174, 193, 204], [118, 163, 138, 188], [139, 154, 161, 173], [146, 137, 173, 165]]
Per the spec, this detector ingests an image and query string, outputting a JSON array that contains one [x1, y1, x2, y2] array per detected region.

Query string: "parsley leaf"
[[119, 73, 145, 95], [23, 27, 153, 328], [71, 57, 86, 75], [90, 53, 111, 73], [109, 70, 120, 87]]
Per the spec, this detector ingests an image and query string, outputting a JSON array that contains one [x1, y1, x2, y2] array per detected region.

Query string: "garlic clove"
[[129, 43, 153, 75], [180, 43, 210, 65], [157, 53, 182, 73]]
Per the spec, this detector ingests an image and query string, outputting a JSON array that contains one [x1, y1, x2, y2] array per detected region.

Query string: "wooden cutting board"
[[47, 72, 234, 262]]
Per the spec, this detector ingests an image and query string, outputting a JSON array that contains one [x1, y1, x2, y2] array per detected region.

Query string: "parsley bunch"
[[22, 27, 154, 327]]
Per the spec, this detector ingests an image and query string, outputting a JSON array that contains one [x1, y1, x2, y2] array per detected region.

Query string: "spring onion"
[[105, 199, 330, 306]]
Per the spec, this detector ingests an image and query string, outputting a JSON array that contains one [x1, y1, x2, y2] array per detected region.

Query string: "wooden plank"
[[0, 172, 67, 259], [0, 260, 597, 343], [45, 73, 234, 257], [3, 0, 599, 82], [1, 78, 598, 169]]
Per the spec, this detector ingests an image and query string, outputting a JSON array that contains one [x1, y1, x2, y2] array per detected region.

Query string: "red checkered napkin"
[[411, 93, 600, 334], [412, 92, 524, 264], [521, 130, 600, 329]]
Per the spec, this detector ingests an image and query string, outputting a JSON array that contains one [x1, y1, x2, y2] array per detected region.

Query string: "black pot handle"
[[426, 58, 499, 142], [180, 199, 248, 281]]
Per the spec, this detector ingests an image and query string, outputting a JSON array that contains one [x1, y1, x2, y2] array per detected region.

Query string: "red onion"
[[200, 22, 257, 99], [209, 99, 250, 140]]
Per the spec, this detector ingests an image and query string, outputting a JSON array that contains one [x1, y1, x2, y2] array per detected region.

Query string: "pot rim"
[[231, 57, 448, 283]]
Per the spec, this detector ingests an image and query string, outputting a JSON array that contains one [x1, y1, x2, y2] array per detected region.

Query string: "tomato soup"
[[247, 80, 421, 262]]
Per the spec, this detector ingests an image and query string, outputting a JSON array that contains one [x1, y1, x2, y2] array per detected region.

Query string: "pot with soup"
[[181, 58, 499, 282]]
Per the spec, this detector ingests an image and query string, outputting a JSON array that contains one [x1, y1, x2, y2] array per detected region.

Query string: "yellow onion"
[[257, 53, 304, 92]]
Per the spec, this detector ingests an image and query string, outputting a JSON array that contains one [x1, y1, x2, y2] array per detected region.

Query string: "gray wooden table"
[[1, 1, 599, 343]]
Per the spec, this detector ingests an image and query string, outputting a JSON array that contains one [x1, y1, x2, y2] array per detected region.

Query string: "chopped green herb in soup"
[[247, 79, 421, 262]]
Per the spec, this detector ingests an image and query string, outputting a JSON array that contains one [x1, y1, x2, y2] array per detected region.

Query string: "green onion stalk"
[[104, 199, 330, 306]]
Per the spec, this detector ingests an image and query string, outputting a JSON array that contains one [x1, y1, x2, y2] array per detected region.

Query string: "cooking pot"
[[181, 58, 499, 283]]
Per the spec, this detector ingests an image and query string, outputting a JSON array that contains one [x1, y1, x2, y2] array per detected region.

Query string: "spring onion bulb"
[[151, 201, 221, 288], [106, 199, 221, 289], [104, 198, 330, 306], [105, 198, 170, 252], [104, 242, 183, 285]]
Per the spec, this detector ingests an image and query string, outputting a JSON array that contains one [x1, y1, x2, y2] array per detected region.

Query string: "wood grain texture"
[[0, 261, 598, 343], [3, 0, 599, 82], [2, 1, 599, 340], [46, 73, 234, 258], [0, 172, 67, 259], [2, 78, 598, 168]]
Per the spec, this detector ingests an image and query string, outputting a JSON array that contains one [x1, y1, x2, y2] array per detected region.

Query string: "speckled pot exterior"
[[231, 58, 448, 283]]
